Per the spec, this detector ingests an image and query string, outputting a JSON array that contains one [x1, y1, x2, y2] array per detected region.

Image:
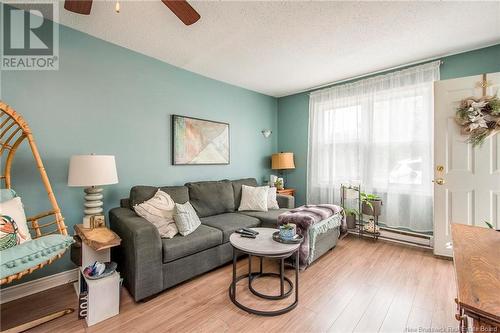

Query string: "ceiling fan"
[[63, 0, 201, 25]]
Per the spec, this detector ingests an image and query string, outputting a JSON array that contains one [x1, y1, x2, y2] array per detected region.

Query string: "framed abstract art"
[[172, 115, 230, 165]]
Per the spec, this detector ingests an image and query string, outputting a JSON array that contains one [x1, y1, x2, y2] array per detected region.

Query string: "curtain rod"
[[307, 59, 443, 96]]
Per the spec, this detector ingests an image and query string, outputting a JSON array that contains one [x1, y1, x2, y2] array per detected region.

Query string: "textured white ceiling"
[[58, 0, 500, 97]]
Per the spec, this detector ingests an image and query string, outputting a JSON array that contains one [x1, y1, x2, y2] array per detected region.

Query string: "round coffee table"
[[228, 227, 300, 316]]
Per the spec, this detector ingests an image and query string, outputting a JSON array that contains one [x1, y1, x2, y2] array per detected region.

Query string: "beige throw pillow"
[[267, 186, 279, 210], [238, 185, 269, 212], [173, 202, 201, 236], [134, 190, 178, 239]]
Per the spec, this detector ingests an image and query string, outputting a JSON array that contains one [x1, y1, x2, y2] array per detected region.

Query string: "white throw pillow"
[[267, 186, 279, 210], [134, 190, 178, 239], [173, 202, 201, 236], [0, 197, 32, 245], [238, 185, 269, 212]]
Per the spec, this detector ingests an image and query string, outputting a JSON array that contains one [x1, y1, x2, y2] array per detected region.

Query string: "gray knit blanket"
[[278, 204, 343, 267]]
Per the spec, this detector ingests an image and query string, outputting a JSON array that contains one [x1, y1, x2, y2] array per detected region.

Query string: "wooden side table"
[[74, 225, 121, 327], [277, 188, 295, 197]]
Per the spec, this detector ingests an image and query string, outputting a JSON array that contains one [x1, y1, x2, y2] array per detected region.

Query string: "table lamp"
[[271, 152, 295, 188], [68, 155, 118, 227]]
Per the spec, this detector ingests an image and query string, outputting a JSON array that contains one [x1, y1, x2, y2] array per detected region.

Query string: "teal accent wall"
[[278, 44, 500, 206], [0, 23, 277, 284]]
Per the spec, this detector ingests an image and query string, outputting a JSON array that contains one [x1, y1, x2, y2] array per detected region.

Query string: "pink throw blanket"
[[278, 204, 343, 267]]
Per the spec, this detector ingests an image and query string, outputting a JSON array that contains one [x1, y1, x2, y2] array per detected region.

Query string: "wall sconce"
[[261, 129, 272, 138]]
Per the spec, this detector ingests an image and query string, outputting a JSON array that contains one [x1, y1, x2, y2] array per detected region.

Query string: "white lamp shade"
[[68, 155, 118, 187]]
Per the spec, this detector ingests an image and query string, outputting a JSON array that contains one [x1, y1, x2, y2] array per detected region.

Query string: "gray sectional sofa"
[[109, 178, 339, 302]]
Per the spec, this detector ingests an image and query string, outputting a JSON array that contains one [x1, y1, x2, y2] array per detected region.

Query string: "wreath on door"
[[455, 95, 500, 147]]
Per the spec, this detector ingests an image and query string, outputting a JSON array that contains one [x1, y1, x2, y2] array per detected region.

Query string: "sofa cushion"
[[185, 180, 235, 218], [130, 186, 189, 207], [162, 224, 222, 263], [201, 213, 260, 242], [240, 209, 290, 228], [231, 178, 258, 208]]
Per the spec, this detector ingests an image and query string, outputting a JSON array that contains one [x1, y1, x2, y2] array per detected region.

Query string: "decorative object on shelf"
[[270, 174, 278, 186], [455, 94, 499, 147], [83, 261, 117, 280], [90, 215, 106, 229], [272, 152, 295, 187], [279, 223, 296, 240], [274, 178, 284, 190], [344, 208, 359, 229], [172, 115, 229, 165], [68, 155, 119, 227], [361, 192, 383, 216], [261, 129, 272, 138], [363, 218, 380, 234]]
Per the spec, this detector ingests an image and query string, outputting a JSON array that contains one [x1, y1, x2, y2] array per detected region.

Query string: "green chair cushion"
[[0, 234, 74, 279]]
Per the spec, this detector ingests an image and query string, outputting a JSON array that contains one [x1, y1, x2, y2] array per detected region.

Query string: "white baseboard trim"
[[0, 268, 79, 304]]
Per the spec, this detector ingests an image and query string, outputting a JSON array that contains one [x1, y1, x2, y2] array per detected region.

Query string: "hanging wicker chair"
[[0, 101, 73, 331]]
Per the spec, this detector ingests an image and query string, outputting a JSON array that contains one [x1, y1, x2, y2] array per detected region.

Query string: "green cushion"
[[0, 189, 17, 203], [162, 224, 222, 263], [201, 213, 260, 242], [0, 234, 74, 279], [185, 180, 235, 218]]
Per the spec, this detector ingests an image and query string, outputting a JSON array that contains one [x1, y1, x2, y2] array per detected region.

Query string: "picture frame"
[[171, 115, 230, 165]]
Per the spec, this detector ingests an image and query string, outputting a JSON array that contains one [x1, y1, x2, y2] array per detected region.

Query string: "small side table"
[[277, 188, 295, 197], [228, 228, 300, 316], [74, 225, 121, 327]]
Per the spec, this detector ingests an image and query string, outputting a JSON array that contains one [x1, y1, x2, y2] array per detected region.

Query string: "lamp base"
[[84, 187, 104, 216]]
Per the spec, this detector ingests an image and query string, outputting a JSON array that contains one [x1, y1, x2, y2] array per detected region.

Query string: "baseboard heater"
[[348, 227, 433, 249]]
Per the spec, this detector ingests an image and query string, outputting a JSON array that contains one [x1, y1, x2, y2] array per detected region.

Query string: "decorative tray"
[[272, 231, 303, 244]]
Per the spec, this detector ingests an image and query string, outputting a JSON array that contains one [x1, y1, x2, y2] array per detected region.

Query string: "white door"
[[433, 73, 500, 256]]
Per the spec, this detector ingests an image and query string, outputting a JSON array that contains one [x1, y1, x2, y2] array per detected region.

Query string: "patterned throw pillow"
[[134, 190, 179, 239], [0, 215, 23, 250], [173, 202, 201, 236], [0, 197, 31, 245], [238, 185, 269, 212]]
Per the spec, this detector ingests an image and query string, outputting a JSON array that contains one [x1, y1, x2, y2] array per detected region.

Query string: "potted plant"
[[361, 192, 383, 216], [279, 223, 296, 240], [344, 208, 359, 229]]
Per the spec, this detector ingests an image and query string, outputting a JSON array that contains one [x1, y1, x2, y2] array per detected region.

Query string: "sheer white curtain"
[[307, 61, 440, 233]]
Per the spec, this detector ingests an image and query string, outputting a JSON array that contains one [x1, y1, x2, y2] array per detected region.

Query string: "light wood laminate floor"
[[0, 236, 457, 332]]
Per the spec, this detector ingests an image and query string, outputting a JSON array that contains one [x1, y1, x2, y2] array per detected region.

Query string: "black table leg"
[[229, 247, 299, 316], [295, 250, 299, 302], [280, 258, 285, 296], [231, 248, 237, 297], [248, 254, 252, 282]]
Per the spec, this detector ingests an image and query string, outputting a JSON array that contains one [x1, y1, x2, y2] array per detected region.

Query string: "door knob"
[[432, 178, 445, 185]]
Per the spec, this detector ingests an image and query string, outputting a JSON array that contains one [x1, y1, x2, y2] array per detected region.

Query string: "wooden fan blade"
[[64, 0, 93, 15], [162, 0, 200, 26]]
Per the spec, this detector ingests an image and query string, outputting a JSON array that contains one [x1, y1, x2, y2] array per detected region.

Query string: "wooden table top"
[[74, 224, 121, 251], [451, 224, 500, 323]]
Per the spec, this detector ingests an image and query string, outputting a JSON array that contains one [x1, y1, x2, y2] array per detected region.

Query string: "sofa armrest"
[[277, 194, 295, 209], [109, 207, 163, 301]]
